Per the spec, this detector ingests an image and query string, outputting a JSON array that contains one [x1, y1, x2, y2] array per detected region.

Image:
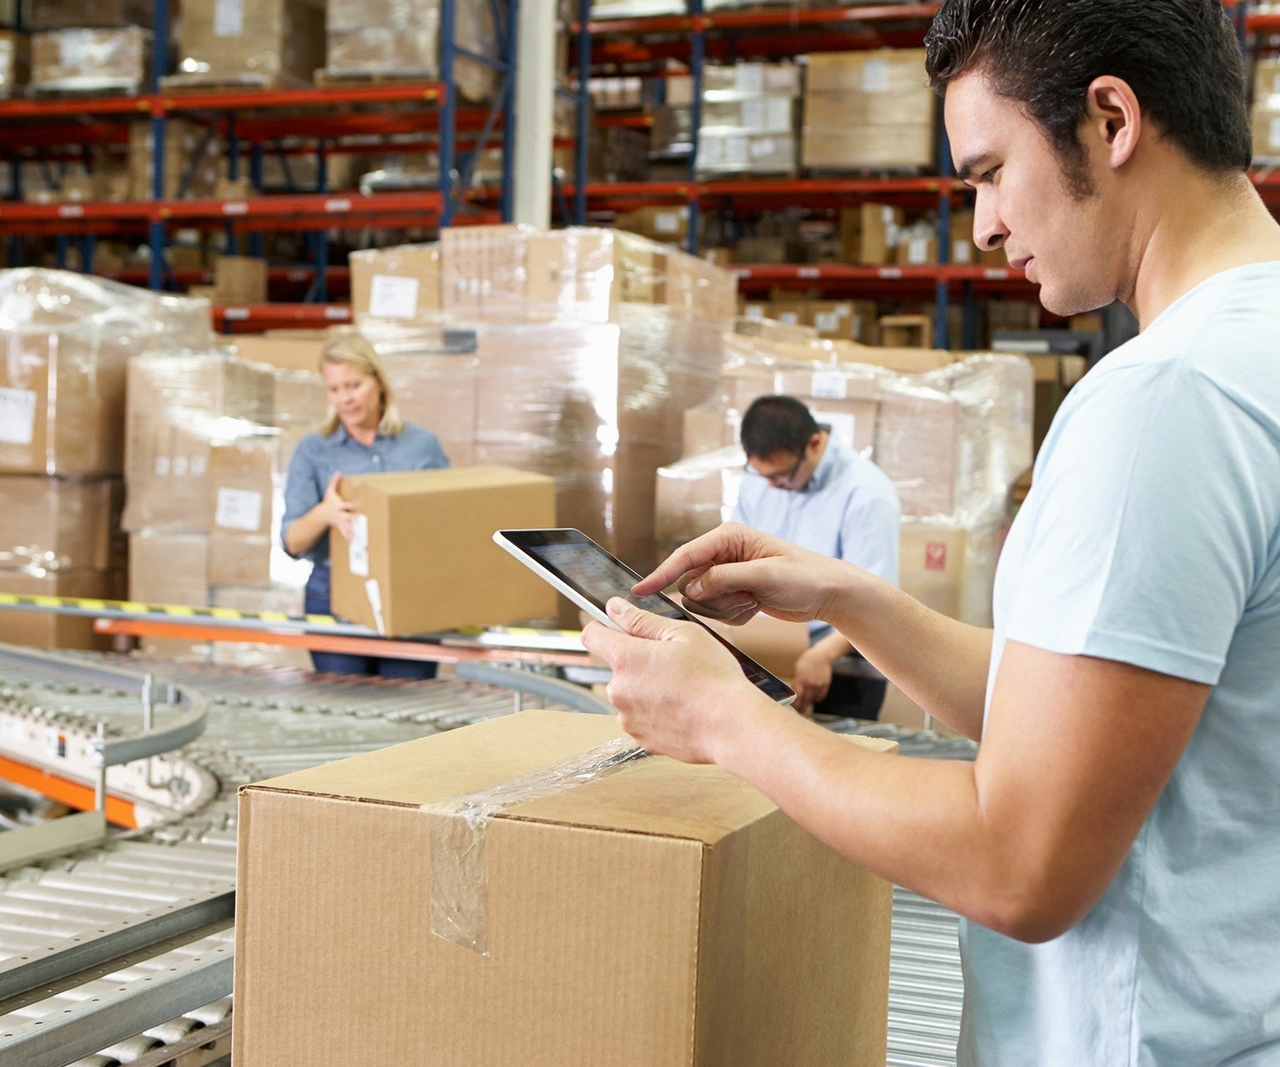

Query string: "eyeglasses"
[[746, 451, 806, 488]]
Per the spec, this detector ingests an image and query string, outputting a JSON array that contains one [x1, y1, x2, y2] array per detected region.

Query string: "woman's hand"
[[634, 522, 852, 627], [320, 472, 357, 540]]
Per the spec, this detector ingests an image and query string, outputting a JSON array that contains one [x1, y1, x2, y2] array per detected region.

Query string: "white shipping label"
[[172, 456, 189, 477], [1271, 117, 1280, 150], [214, 0, 244, 36], [810, 370, 849, 399], [737, 64, 764, 93], [777, 309, 800, 325], [0, 388, 36, 446], [744, 304, 766, 320], [814, 311, 841, 334], [907, 237, 930, 264], [364, 578, 386, 635], [155, 456, 170, 476], [654, 211, 680, 235], [862, 58, 890, 93], [368, 274, 420, 320], [215, 488, 263, 532], [766, 96, 792, 131], [815, 410, 856, 448], [348, 513, 370, 578], [953, 239, 973, 264]]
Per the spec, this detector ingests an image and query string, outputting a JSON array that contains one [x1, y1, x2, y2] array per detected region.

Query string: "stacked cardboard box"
[[169, 0, 325, 88], [349, 226, 737, 572], [0, 30, 28, 98], [128, 119, 223, 200], [1252, 57, 1280, 160], [234, 710, 895, 1065], [802, 50, 935, 171], [0, 270, 211, 477], [122, 352, 313, 661], [28, 0, 152, 27], [31, 26, 148, 93], [325, 0, 499, 102], [656, 331, 1033, 626], [697, 62, 800, 177], [0, 476, 127, 651], [0, 270, 211, 651]]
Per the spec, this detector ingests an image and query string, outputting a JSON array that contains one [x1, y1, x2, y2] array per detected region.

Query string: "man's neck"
[[1127, 171, 1280, 329]]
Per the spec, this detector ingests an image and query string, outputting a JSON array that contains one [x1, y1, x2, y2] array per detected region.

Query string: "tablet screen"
[[499, 529, 795, 704]]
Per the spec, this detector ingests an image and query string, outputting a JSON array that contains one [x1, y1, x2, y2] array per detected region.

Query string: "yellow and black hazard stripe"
[[0, 592, 370, 635]]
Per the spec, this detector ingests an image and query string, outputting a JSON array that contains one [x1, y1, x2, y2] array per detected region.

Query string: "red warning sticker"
[[924, 541, 948, 571]]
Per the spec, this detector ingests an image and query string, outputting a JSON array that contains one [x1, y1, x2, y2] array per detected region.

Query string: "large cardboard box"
[[0, 568, 126, 651], [0, 475, 125, 572], [329, 466, 557, 635], [0, 29, 29, 98], [128, 532, 210, 607], [28, 0, 151, 28], [214, 255, 268, 305], [349, 244, 442, 324], [31, 26, 148, 92], [174, 0, 325, 87], [234, 709, 895, 1066]]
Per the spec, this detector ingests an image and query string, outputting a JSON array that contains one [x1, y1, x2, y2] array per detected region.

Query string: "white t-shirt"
[[960, 264, 1280, 1065]]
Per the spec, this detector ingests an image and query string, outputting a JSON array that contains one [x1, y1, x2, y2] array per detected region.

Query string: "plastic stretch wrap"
[[655, 445, 745, 558], [424, 737, 648, 956], [0, 270, 211, 477], [0, 31, 27, 97], [899, 511, 1006, 628], [0, 476, 124, 574], [696, 62, 800, 178], [325, 0, 500, 101], [31, 26, 148, 91], [352, 228, 738, 571], [170, 0, 325, 87]]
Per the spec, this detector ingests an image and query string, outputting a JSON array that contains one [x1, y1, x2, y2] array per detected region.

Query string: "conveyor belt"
[[0, 647, 970, 1066]]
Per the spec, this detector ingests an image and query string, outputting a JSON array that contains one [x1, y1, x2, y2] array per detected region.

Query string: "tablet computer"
[[494, 527, 797, 706]]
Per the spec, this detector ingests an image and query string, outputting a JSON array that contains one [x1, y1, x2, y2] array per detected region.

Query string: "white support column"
[[513, 0, 557, 228]]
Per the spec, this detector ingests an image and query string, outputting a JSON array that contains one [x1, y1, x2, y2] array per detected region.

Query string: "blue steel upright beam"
[[147, 0, 172, 291], [499, 0, 519, 222], [687, 0, 705, 255], [575, 0, 592, 225], [440, 0, 457, 226]]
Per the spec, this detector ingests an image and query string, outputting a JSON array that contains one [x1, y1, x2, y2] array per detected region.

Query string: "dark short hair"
[[924, 0, 1252, 193], [741, 396, 820, 458]]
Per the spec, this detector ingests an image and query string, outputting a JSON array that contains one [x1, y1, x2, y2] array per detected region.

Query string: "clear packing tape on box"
[[423, 737, 650, 957]]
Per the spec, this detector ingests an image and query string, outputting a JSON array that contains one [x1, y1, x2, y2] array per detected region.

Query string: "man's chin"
[[1037, 284, 1112, 319]]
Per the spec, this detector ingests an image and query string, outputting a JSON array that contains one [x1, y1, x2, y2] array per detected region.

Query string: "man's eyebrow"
[[955, 154, 992, 182]]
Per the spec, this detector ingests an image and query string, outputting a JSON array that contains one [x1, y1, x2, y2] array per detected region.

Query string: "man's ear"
[[1084, 75, 1142, 169]]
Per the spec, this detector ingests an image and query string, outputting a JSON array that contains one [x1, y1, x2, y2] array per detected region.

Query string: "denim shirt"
[[281, 422, 449, 568]]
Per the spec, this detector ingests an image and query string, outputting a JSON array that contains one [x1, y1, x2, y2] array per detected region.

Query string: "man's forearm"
[[825, 573, 993, 740]]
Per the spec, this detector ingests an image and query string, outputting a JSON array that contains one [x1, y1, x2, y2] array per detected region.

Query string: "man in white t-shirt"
[[583, 1, 1280, 1063], [733, 395, 900, 717]]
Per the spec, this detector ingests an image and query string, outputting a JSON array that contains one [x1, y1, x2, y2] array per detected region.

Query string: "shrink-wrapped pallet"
[[0, 270, 211, 477]]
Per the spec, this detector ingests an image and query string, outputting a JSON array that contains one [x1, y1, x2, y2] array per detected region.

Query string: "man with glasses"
[[735, 395, 900, 717]]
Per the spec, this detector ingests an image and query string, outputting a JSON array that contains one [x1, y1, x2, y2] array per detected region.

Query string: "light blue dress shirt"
[[733, 431, 901, 640], [281, 423, 449, 568], [960, 263, 1280, 1066]]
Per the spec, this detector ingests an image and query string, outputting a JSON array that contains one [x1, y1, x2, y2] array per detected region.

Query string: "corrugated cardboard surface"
[[329, 465, 557, 635], [235, 710, 895, 1065]]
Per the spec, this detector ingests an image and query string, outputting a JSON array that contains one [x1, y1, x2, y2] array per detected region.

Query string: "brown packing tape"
[[422, 738, 649, 956]]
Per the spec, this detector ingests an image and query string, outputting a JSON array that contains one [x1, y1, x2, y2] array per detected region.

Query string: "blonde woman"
[[282, 328, 448, 677]]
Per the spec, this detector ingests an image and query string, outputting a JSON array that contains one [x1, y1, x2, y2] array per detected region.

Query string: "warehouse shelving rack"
[[568, 0, 1279, 349], [0, 0, 519, 320]]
